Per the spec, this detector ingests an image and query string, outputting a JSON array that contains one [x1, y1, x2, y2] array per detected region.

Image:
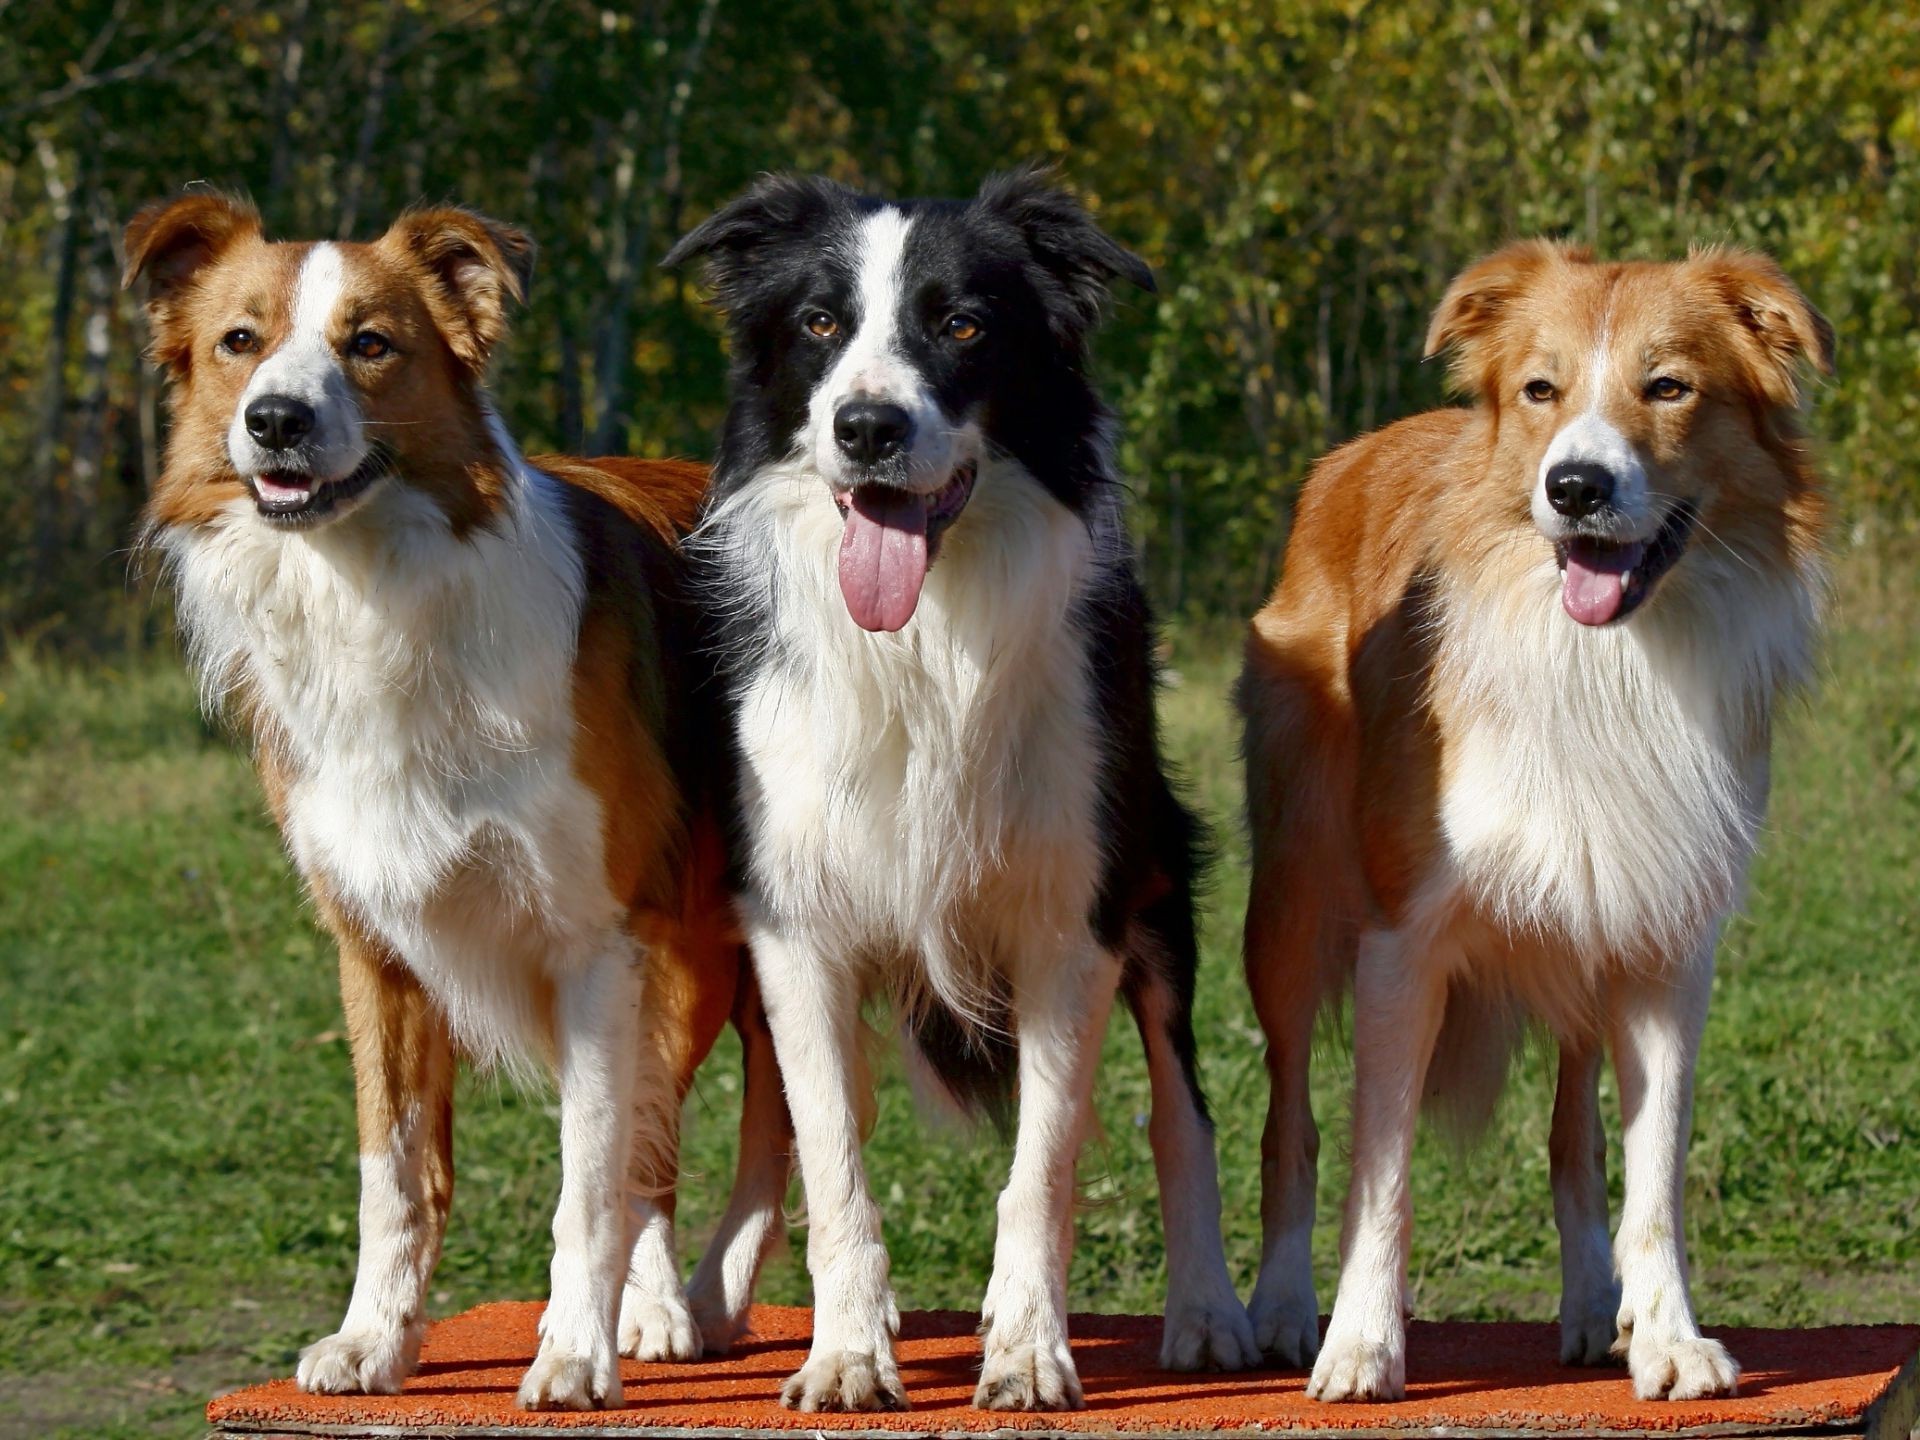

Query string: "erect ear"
[[975, 165, 1155, 339], [662, 173, 849, 304], [1689, 244, 1836, 406], [379, 207, 535, 370], [122, 192, 262, 372], [1423, 238, 1590, 390]]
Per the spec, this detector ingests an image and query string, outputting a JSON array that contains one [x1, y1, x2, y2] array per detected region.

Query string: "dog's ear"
[[976, 165, 1154, 339], [1689, 244, 1835, 406], [122, 192, 263, 372], [1423, 238, 1588, 394], [380, 207, 535, 371], [663, 174, 847, 303]]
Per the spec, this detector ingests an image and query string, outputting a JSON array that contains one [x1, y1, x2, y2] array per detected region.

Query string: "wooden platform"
[[207, 1304, 1920, 1439]]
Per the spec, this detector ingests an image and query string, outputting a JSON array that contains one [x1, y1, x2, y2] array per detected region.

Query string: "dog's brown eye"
[[1523, 379, 1557, 403], [805, 312, 839, 339], [221, 328, 258, 356], [945, 313, 982, 343], [1647, 376, 1691, 402], [351, 330, 393, 360]]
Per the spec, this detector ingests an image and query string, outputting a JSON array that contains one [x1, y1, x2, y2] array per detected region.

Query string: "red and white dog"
[[1239, 242, 1831, 1402], [125, 195, 789, 1410]]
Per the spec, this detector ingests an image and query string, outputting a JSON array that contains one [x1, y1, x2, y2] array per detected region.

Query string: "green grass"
[[2, 550, 1917, 1438]]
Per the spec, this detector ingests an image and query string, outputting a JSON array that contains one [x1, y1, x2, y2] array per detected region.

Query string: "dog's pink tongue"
[[838, 487, 930, 632], [1561, 539, 1643, 626]]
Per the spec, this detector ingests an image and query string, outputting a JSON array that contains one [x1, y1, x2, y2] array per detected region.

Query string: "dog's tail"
[[900, 999, 1018, 1136], [1422, 976, 1528, 1143]]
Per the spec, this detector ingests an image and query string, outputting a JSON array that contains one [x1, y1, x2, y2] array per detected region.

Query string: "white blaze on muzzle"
[[1533, 409, 1650, 537], [227, 243, 368, 485]]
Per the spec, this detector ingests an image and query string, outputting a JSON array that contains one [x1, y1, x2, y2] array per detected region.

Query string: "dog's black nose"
[[1545, 460, 1616, 518], [833, 401, 913, 466], [244, 395, 316, 452]]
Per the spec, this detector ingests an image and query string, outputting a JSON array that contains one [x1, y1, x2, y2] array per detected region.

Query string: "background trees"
[[3, 0, 1915, 641]]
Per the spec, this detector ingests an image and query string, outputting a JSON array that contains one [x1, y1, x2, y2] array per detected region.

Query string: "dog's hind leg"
[[296, 905, 455, 1397], [1608, 938, 1739, 1401], [1125, 903, 1259, 1372], [688, 972, 794, 1353], [1239, 637, 1355, 1370], [1551, 1036, 1621, 1365], [618, 930, 739, 1363]]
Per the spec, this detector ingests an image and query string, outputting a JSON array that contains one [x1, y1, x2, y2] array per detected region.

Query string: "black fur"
[[668, 170, 1208, 1126]]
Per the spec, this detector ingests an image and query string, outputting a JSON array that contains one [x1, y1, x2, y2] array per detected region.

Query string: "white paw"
[[1249, 1286, 1321, 1369], [1307, 1332, 1404, 1403], [780, 1349, 908, 1412], [1161, 1292, 1261, 1373], [1559, 1296, 1623, 1366], [516, 1342, 622, 1411], [686, 1278, 750, 1356], [619, 1285, 702, 1363], [976, 1332, 1084, 1411], [296, 1326, 420, 1395], [1628, 1333, 1739, 1401]]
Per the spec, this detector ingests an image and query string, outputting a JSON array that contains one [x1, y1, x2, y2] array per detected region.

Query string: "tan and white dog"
[[1238, 241, 1831, 1403], [125, 194, 790, 1410]]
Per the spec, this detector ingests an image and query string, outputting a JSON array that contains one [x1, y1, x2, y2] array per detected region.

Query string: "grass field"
[[3, 546, 1916, 1439]]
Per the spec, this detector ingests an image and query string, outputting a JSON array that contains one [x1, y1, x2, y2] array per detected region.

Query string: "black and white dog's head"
[[666, 168, 1153, 631]]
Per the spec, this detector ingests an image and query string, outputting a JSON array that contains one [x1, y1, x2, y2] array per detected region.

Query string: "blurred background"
[[2, 5, 1917, 1438], [2, 0, 1917, 642]]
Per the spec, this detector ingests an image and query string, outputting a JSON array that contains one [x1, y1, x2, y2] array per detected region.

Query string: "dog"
[[1238, 239, 1832, 1402], [662, 168, 1258, 1412], [124, 194, 791, 1410]]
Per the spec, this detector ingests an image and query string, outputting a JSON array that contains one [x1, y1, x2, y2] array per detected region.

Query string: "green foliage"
[[2, 556, 1916, 1434], [1, 1, 1917, 640]]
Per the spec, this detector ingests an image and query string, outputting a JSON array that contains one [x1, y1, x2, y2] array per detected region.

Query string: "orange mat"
[[208, 1304, 1920, 1438]]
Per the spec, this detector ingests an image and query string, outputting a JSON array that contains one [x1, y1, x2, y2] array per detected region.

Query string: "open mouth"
[[246, 450, 387, 526], [1555, 501, 1697, 626], [832, 460, 978, 632]]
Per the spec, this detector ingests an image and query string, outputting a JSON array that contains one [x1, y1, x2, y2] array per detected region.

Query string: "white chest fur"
[[165, 466, 616, 1062], [709, 459, 1115, 1015], [1431, 549, 1816, 964]]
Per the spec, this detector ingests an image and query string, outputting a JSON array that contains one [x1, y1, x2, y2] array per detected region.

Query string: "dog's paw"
[[1161, 1292, 1261, 1373], [619, 1285, 702, 1363], [1560, 1300, 1623, 1367], [975, 1335, 1084, 1412], [780, 1349, 908, 1412], [296, 1327, 419, 1395], [1628, 1334, 1739, 1401], [516, 1343, 622, 1411], [1249, 1288, 1322, 1369], [1307, 1333, 1404, 1403], [686, 1278, 751, 1356]]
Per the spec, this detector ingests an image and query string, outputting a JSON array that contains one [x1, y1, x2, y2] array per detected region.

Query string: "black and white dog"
[[665, 170, 1256, 1413]]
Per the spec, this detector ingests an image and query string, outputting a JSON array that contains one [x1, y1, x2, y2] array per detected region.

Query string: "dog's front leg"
[[297, 917, 455, 1396], [1309, 928, 1447, 1403], [750, 926, 904, 1412], [975, 942, 1119, 1412], [1609, 942, 1739, 1400], [518, 943, 639, 1411], [1551, 1037, 1620, 1364]]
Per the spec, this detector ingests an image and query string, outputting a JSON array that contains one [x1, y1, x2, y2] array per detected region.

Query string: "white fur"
[[165, 413, 648, 1409], [1434, 541, 1812, 972], [228, 244, 367, 485]]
